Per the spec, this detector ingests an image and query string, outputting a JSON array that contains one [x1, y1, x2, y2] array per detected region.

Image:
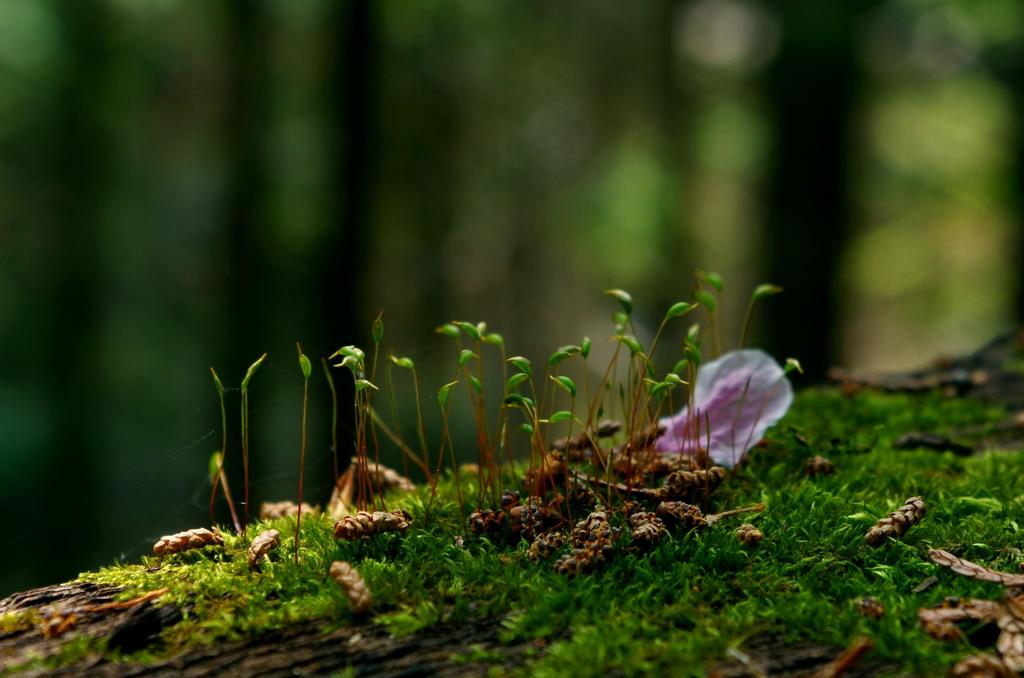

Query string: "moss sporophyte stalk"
[[13, 273, 1024, 676]]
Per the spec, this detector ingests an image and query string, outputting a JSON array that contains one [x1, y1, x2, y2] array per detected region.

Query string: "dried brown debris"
[[628, 511, 667, 550], [500, 489, 521, 511], [508, 496, 559, 541], [919, 598, 1001, 641], [656, 501, 708, 532], [329, 561, 372, 615], [929, 550, 1024, 587], [996, 596, 1024, 673], [469, 509, 506, 535], [949, 654, 1015, 678], [856, 596, 885, 619], [247, 529, 281, 572], [260, 501, 320, 520], [153, 527, 224, 556], [554, 509, 618, 576], [705, 502, 765, 526], [333, 510, 411, 540], [809, 636, 874, 678], [39, 612, 77, 639], [353, 460, 417, 493], [804, 455, 835, 477], [735, 523, 763, 547], [528, 530, 567, 561], [552, 419, 621, 456], [864, 496, 926, 546], [657, 466, 727, 501]]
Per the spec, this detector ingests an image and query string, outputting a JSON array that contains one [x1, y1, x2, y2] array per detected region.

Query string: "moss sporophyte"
[[16, 273, 1023, 676]]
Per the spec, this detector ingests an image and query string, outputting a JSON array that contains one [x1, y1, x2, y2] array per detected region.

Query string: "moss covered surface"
[[14, 387, 1024, 676]]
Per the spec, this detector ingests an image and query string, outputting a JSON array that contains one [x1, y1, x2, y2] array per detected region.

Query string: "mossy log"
[[1, 581, 897, 677], [0, 582, 539, 677]]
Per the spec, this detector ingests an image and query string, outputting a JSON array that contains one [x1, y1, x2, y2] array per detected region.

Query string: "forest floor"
[[3, 334, 1024, 677]]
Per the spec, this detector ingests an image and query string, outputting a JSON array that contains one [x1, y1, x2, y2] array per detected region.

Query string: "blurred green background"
[[1, 0, 1022, 596]]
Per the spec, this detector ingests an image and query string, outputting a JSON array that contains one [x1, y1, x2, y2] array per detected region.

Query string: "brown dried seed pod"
[[509, 496, 556, 541], [469, 509, 506, 535], [735, 523, 763, 547], [352, 460, 416, 493], [333, 510, 411, 540], [153, 528, 224, 556], [523, 457, 567, 488], [804, 455, 835, 477], [260, 501, 320, 520], [856, 596, 885, 620], [656, 501, 708, 532], [929, 550, 1024, 587], [864, 496, 926, 546], [567, 483, 598, 511], [570, 509, 614, 548], [500, 490, 521, 511], [555, 509, 618, 576], [657, 467, 727, 501], [629, 512, 667, 550], [619, 500, 646, 518], [996, 596, 1024, 673], [553, 551, 582, 576], [329, 561, 371, 615], [247, 529, 281, 572], [949, 654, 1014, 678], [528, 531, 567, 561]]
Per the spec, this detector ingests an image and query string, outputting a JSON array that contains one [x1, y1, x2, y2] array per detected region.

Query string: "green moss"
[[9, 387, 1023, 675]]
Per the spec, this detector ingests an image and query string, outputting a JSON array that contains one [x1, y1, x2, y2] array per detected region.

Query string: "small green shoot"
[[240, 352, 267, 529], [740, 283, 783, 348], [295, 342, 311, 564], [208, 367, 241, 534]]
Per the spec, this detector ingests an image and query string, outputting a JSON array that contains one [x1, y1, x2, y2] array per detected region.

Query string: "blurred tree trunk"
[[222, 0, 270, 372], [651, 0, 693, 321], [40, 0, 111, 583], [317, 0, 378, 476], [984, 43, 1024, 326], [761, 2, 873, 380]]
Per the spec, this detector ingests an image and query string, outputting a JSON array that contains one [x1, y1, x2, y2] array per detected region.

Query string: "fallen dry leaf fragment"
[[929, 550, 1024, 587], [996, 596, 1024, 672], [949, 654, 1014, 678], [248, 529, 281, 572]]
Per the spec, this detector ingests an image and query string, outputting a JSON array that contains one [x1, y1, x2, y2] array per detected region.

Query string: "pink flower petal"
[[655, 349, 793, 467]]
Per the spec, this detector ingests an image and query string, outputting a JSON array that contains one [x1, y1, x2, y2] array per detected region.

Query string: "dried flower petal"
[[655, 349, 793, 467]]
